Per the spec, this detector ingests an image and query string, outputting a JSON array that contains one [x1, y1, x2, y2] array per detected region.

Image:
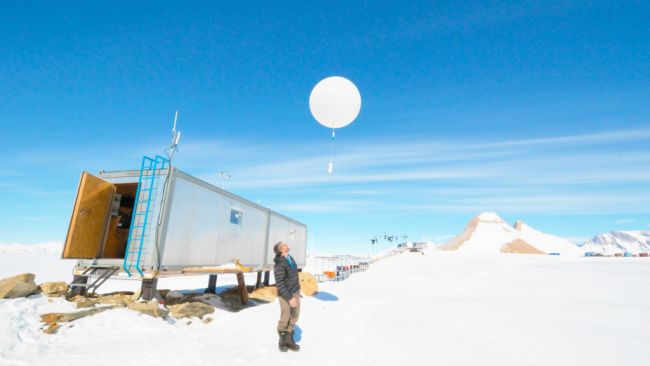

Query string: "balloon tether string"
[[328, 129, 335, 174]]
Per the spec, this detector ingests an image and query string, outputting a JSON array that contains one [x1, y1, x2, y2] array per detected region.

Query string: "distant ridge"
[[580, 231, 650, 255]]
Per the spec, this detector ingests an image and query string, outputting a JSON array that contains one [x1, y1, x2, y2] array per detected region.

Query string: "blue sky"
[[1, 1, 649, 254]]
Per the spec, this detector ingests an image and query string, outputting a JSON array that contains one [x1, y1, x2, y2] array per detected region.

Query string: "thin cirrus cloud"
[[168, 128, 650, 215], [3, 127, 648, 217], [192, 129, 650, 186], [265, 191, 650, 215]]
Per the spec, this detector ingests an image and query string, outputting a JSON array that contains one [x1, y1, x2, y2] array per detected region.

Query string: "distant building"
[[397, 241, 430, 252]]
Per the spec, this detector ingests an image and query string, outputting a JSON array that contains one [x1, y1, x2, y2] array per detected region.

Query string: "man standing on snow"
[[273, 241, 301, 352]]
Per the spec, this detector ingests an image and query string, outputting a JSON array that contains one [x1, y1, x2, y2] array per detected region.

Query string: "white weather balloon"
[[309, 76, 361, 174], [309, 76, 361, 129]]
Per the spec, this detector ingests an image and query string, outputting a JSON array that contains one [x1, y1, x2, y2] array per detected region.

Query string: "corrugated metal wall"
[[265, 214, 307, 267], [160, 171, 307, 269]]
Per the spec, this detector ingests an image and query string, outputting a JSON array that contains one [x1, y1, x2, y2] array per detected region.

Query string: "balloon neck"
[[331, 130, 336, 139]]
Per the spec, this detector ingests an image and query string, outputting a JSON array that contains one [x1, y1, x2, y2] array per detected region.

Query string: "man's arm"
[[274, 262, 293, 301]]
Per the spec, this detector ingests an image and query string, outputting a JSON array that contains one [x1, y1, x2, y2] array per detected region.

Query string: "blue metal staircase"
[[122, 155, 169, 276]]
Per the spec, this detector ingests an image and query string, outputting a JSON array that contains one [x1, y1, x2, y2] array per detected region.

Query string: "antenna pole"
[[165, 111, 181, 165], [172, 111, 178, 133]]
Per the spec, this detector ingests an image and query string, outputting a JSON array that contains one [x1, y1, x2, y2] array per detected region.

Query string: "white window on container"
[[230, 209, 243, 225]]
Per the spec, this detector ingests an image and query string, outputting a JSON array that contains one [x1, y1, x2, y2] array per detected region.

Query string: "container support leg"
[[263, 270, 270, 286], [236, 272, 249, 305], [254, 272, 262, 290], [205, 274, 218, 294], [70, 274, 89, 297], [140, 278, 159, 301]]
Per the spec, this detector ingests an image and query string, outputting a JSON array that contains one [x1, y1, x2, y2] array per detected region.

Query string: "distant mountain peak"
[[439, 213, 582, 255], [474, 212, 505, 223], [513, 220, 530, 231], [465, 212, 509, 231], [580, 230, 650, 254]]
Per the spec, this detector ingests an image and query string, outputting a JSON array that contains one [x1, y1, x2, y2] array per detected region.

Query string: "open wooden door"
[[63, 172, 116, 259]]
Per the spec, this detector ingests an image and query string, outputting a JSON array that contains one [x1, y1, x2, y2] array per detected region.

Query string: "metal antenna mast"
[[165, 111, 182, 164]]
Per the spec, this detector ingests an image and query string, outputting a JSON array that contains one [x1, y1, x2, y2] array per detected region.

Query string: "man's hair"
[[274, 241, 287, 255]]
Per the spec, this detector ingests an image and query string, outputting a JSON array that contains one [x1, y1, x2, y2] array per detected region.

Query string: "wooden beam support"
[[236, 272, 249, 305], [182, 267, 245, 274]]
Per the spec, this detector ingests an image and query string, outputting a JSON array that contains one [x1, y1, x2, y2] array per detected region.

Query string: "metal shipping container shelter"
[[62, 156, 307, 299]]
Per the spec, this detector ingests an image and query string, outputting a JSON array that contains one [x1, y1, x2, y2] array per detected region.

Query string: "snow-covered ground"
[[2, 245, 650, 366]]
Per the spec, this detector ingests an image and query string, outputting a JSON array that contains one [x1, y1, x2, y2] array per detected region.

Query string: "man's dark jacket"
[[274, 254, 300, 301]]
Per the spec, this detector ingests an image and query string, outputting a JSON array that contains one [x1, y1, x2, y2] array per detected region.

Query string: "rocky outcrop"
[[39, 288, 222, 333], [0, 273, 38, 299], [41, 306, 119, 334], [38, 282, 69, 297], [168, 302, 215, 319], [163, 290, 186, 305], [67, 295, 98, 309], [299, 272, 318, 296], [515, 220, 582, 255], [127, 300, 168, 318], [95, 292, 134, 306], [501, 239, 546, 254], [67, 292, 135, 308], [249, 286, 278, 302], [437, 214, 491, 251]]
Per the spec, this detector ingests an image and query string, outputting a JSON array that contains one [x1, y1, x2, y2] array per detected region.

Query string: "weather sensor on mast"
[[165, 111, 182, 164]]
